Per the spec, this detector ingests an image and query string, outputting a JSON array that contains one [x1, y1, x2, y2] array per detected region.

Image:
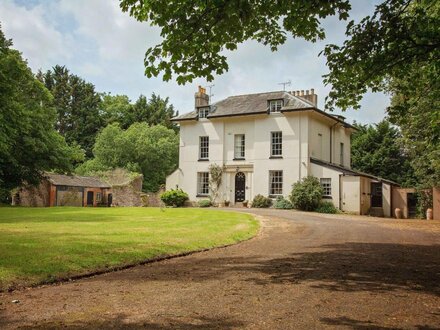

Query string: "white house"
[[167, 86, 397, 216]]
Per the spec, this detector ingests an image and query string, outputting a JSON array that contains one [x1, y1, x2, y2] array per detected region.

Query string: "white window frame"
[[269, 170, 283, 196], [197, 172, 209, 196], [320, 178, 332, 198], [198, 107, 210, 119], [234, 134, 245, 159], [269, 99, 283, 113], [199, 136, 209, 160], [96, 192, 102, 202], [271, 131, 283, 157]]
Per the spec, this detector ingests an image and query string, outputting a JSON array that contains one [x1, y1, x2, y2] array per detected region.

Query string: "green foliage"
[[101, 93, 179, 131], [315, 201, 339, 214], [0, 26, 82, 192], [251, 194, 272, 208], [388, 62, 440, 187], [273, 196, 293, 209], [323, 0, 440, 111], [290, 176, 323, 211], [160, 189, 189, 207], [416, 189, 433, 219], [198, 199, 212, 208], [351, 120, 415, 186], [120, 0, 351, 83], [101, 93, 134, 129], [37, 65, 103, 158], [77, 123, 178, 192]]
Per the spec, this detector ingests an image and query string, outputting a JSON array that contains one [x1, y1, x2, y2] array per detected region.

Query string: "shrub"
[[160, 189, 189, 207], [290, 176, 323, 211], [273, 196, 293, 209], [315, 201, 338, 214], [251, 194, 272, 208], [198, 199, 212, 207]]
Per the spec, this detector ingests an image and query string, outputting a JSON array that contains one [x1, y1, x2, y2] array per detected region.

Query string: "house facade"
[[167, 87, 397, 216]]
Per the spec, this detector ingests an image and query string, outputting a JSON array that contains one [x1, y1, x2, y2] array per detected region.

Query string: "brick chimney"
[[195, 86, 209, 108], [291, 88, 318, 107]]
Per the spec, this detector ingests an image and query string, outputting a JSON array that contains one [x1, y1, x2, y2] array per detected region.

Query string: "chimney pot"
[[306, 90, 309, 95], [311, 88, 315, 95], [301, 90, 304, 96]]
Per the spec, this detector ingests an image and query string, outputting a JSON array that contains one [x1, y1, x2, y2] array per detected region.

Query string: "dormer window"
[[198, 107, 210, 119], [269, 99, 283, 113]]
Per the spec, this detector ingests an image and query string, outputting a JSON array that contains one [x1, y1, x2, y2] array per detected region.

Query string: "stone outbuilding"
[[12, 170, 143, 207]]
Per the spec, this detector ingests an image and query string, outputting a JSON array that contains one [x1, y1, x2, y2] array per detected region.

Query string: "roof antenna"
[[206, 84, 215, 103], [278, 80, 291, 91]]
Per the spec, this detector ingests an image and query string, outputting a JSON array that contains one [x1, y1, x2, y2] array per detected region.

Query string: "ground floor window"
[[197, 172, 209, 196], [320, 178, 332, 197], [96, 192, 102, 202], [269, 170, 283, 196]]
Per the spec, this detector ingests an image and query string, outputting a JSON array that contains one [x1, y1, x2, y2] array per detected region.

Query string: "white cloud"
[[0, 0, 390, 124], [0, 0, 72, 71]]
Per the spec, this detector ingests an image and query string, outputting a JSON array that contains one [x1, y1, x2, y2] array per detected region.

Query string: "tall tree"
[[119, 0, 351, 83], [76, 123, 179, 192], [132, 93, 178, 131], [351, 120, 415, 186], [323, 0, 439, 110], [100, 93, 134, 129], [0, 26, 83, 194], [37, 65, 103, 157], [388, 63, 440, 187]]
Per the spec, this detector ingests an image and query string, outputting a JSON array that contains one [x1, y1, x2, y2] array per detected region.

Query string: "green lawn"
[[0, 207, 258, 291]]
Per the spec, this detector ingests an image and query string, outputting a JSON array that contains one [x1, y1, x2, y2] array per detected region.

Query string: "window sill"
[[196, 194, 209, 197], [198, 159, 209, 162], [322, 196, 332, 199], [269, 156, 283, 159], [233, 158, 246, 161], [269, 194, 283, 198]]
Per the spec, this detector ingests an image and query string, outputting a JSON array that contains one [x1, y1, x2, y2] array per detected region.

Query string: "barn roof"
[[45, 173, 111, 188]]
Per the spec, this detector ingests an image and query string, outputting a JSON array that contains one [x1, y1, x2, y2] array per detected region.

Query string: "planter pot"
[[395, 208, 402, 219], [242, 201, 248, 208], [426, 208, 433, 220], [224, 201, 230, 207]]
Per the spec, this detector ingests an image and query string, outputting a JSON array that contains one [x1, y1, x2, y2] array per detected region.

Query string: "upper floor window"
[[320, 178, 332, 198], [340, 142, 344, 165], [269, 99, 283, 113], [271, 131, 282, 157], [198, 107, 210, 119], [197, 172, 209, 196], [234, 134, 245, 159], [199, 136, 209, 160], [269, 170, 283, 196]]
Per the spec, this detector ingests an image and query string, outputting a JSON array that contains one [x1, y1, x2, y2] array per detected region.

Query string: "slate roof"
[[171, 90, 354, 128], [310, 157, 399, 186], [45, 173, 111, 188]]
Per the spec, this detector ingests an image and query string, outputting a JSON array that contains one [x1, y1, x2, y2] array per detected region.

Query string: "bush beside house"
[[273, 196, 293, 209], [251, 194, 272, 208], [290, 176, 324, 211], [160, 189, 189, 207]]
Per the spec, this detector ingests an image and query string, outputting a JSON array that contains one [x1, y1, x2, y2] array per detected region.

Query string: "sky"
[[0, 0, 390, 124]]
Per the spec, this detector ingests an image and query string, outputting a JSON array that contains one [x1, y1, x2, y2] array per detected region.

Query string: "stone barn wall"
[[111, 175, 143, 207], [13, 180, 51, 207]]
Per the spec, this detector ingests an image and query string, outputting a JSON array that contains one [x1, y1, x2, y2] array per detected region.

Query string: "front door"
[[371, 182, 383, 208], [86, 191, 94, 206], [235, 172, 246, 203]]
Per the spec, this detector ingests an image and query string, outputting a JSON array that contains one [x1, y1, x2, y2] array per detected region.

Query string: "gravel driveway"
[[1, 209, 439, 329]]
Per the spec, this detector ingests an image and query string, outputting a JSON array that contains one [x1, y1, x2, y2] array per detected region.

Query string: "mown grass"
[[0, 207, 258, 290]]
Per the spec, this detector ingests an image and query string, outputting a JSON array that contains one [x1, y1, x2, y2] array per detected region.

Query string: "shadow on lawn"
[[106, 242, 440, 297], [319, 316, 438, 330], [11, 314, 244, 330]]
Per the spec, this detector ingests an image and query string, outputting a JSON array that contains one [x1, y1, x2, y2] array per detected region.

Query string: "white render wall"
[[167, 111, 352, 205]]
